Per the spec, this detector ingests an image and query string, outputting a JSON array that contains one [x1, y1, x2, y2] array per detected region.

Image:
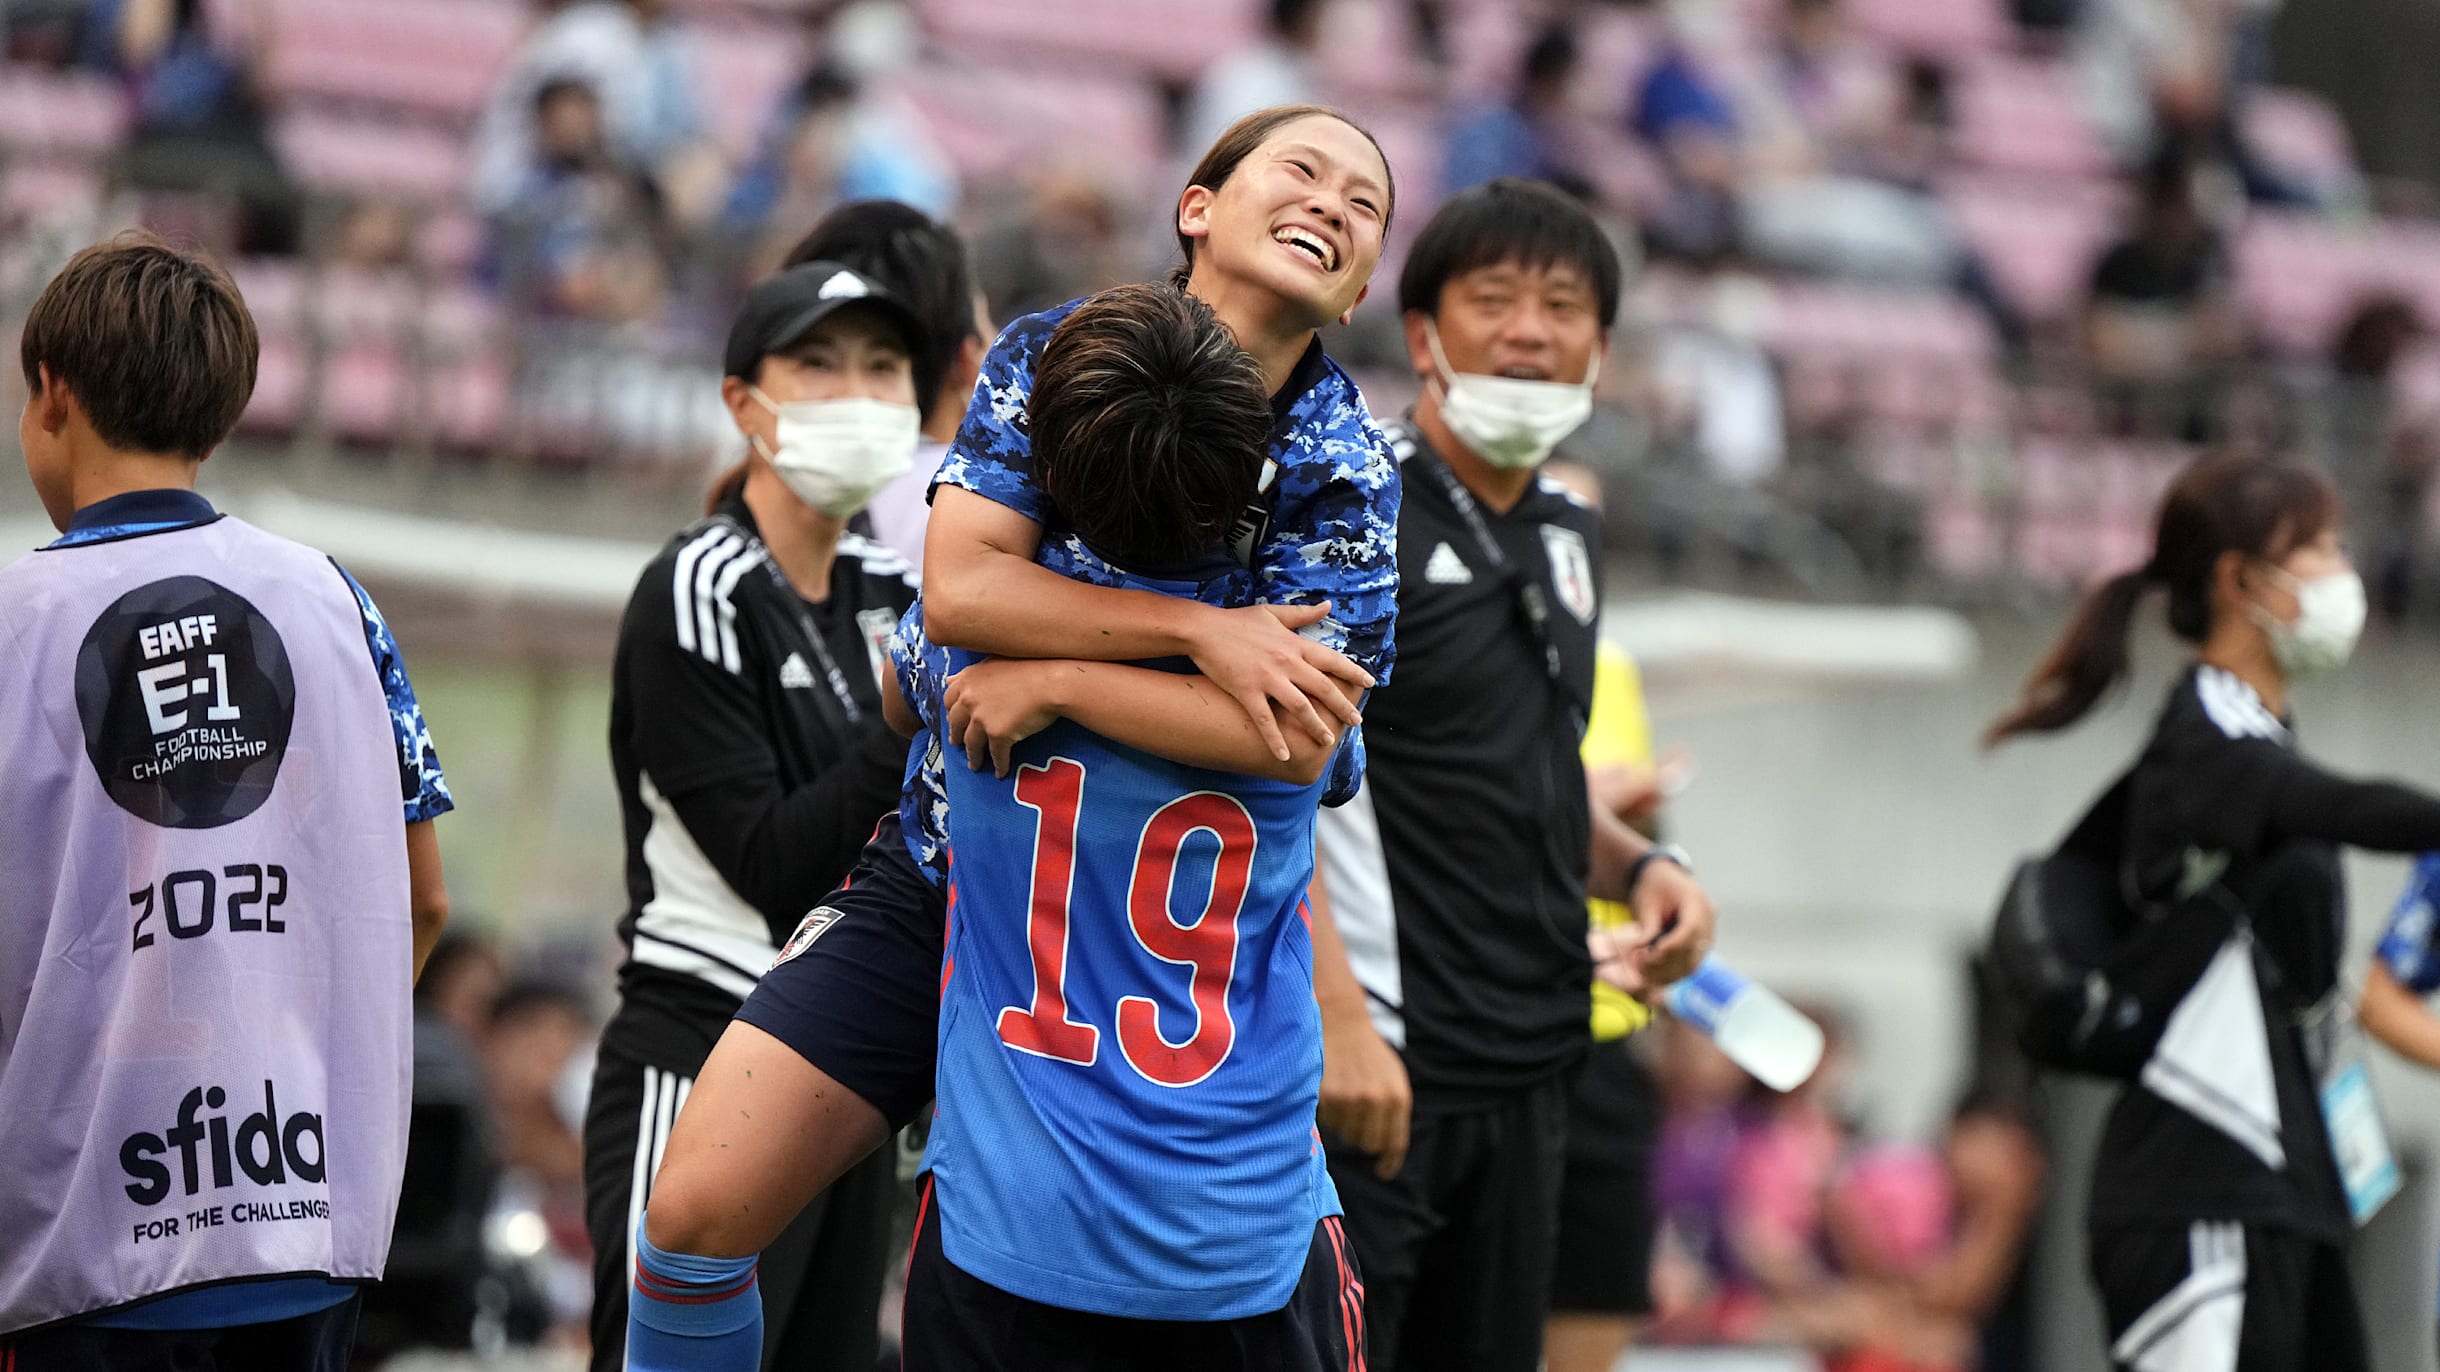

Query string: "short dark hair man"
[[1307, 179, 1713, 1372], [0, 232, 453, 1367]]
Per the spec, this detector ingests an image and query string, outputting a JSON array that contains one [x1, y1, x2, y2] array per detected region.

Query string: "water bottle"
[[1663, 958, 1825, 1092]]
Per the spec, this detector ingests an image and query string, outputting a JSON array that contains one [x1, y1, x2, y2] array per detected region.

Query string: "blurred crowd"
[[7, 0, 2440, 604]]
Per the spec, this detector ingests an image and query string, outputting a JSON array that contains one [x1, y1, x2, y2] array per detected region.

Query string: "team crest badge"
[[1541, 525, 1597, 625], [772, 906, 843, 968], [856, 607, 899, 681]]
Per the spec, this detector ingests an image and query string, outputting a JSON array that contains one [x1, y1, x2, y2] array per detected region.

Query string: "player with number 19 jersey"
[[896, 591, 1338, 1322]]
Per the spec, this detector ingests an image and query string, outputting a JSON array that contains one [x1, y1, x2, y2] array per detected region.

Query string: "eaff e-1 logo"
[[75, 577, 295, 829]]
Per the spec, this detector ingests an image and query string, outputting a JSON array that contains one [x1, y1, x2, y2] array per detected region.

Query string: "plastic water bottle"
[[1663, 958, 1825, 1092]]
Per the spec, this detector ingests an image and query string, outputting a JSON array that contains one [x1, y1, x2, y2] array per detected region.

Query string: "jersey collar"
[[45, 487, 220, 549], [1393, 417, 1567, 523]]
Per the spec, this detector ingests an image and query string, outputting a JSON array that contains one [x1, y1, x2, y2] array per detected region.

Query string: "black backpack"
[[1983, 773, 2238, 1078]]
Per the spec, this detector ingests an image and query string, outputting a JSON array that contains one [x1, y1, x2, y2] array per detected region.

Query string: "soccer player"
[[580, 259, 928, 1372], [625, 104, 1399, 1368], [897, 282, 1364, 1366], [0, 233, 452, 1366], [1307, 178, 1715, 1372]]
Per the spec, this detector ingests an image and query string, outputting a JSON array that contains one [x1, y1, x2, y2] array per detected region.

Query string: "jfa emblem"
[[1541, 525, 1597, 625], [856, 608, 899, 682], [772, 906, 842, 968]]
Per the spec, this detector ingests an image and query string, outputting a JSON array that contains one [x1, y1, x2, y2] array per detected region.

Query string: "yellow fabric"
[[1583, 644, 1657, 1041]]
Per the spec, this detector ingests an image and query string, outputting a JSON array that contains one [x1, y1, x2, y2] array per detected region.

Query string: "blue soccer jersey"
[[894, 295, 1401, 888], [894, 599, 1339, 1321], [2378, 853, 2440, 994]]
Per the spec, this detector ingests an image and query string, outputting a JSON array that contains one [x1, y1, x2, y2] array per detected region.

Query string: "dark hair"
[[20, 231, 258, 459], [1031, 284, 1272, 570], [782, 200, 979, 422], [1985, 452, 2338, 745], [1522, 22, 1578, 87], [533, 74, 598, 116], [489, 978, 590, 1030], [1396, 176, 1622, 324], [1174, 104, 1395, 277], [1270, 0, 1324, 38]]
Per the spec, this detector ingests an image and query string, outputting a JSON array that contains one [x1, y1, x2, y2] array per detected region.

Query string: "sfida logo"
[[120, 1081, 325, 1206]]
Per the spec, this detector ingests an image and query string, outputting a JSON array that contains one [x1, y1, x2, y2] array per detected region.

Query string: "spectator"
[[1181, 0, 1333, 153], [486, 980, 598, 1348], [98, 0, 302, 254], [967, 165, 1135, 322], [1652, 264, 1788, 488], [468, 0, 725, 229], [1444, 22, 1594, 198], [2082, 150, 2242, 438], [490, 76, 672, 324], [2321, 295, 2431, 616], [723, 64, 960, 273]]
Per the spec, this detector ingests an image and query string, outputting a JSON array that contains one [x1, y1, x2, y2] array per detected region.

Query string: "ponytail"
[[703, 457, 748, 518], [1984, 568, 2154, 746], [1983, 449, 2341, 748]]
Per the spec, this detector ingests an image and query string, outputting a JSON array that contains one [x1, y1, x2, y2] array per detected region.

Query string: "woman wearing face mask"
[[579, 260, 928, 1372], [1987, 452, 2440, 1372]]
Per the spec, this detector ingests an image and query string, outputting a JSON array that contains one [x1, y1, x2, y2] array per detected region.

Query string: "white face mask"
[[1425, 322, 1599, 470], [749, 388, 920, 518], [2250, 566, 2367, 680]]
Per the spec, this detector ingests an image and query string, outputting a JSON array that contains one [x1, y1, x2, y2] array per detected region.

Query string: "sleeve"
[[2376, 855, 2440, 995], [2256, 753, 2440, 854], [928, 310, 1060, 525], [620, 553, 905, 938], [888, 600, 950, 734], [1257, 379, 1401, 684], [331, 561, 454, 824]]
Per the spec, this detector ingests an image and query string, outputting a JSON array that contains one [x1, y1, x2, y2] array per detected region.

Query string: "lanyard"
[[1403, 439, 1567, 689], [757, 557, 866, 727]]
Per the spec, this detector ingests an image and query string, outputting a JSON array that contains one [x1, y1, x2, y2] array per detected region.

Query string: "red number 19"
[[997, 758, 1252, 1088]]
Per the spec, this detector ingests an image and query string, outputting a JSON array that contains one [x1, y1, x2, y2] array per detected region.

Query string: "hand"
[[1588, 924, 1652, 1000], [943, 658, 1064, 776], [1318, 998, 1411, 1179], [1185, 602, 1372, 762], [1588, 762, 1665, 826], [1945, 1114, 2044, 1220], [1631, 858, 1715, 986]]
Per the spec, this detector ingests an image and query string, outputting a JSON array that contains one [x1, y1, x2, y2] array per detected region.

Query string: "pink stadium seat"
[[887, 61, 1165, 195], [1927, 491, 2002, 579], [430, 350, 513, 451], [0, 160, 103, 226], [1319, 0, 1432, 101], [322, 341, 407, 443], [1942, 173, 2121, 323], [2013, 435, 2084, 517], [262, 0, 527, 122], [913, 0, 1260, 82], [0, 65, 130, 157], [1844, 0, 2010, 55], [1572, 5, 1661, 124], [227, 258, 308, 332], [685, 21, 813, 164], [273, 112, 468, 202], [2243, 88, 2357, 191], [239, 326, 310, 436], [1952, 57, 2109, 178]]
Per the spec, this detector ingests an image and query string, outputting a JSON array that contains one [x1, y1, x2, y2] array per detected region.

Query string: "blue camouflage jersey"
[[2378, 853, 2440, 994], [898, 294, 1401, 885], [892, 596, 1338, 1320]]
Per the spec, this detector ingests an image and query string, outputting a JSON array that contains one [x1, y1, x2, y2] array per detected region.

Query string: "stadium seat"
[[886, 60, 1165, 195], [0, 159, 103, 227], [274, 112, 470, 204], [684, 20, 813, 164], [911, 0, 1260, 82], [261, 0, 528, 123], [2243, 87, 2358, 193], [1843, 0, 2010, 56], [1952, 57, 2110, 179], [1942, 173, 2122, 323], [0, 65, 129, 158]]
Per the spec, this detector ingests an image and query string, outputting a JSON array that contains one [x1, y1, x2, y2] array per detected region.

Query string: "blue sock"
[[626, 1222, 763, 1372]]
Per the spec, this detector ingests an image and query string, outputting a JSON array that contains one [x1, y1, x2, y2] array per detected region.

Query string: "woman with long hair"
[[620, 105, 1405, 1371], [1988, 452, 2440, 1372]]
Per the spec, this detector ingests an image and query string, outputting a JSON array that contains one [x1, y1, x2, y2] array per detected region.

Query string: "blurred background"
[[8, 0, 2440, 1367]]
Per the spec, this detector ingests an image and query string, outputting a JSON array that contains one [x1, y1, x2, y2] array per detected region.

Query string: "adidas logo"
[[1424, 542, 1473, 585], [778, 653, 817, 689]]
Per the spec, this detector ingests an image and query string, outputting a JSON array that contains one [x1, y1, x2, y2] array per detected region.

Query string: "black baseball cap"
[[722, 259, 927, 379]]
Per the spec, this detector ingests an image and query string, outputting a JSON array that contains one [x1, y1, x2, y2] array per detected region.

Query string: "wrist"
[[1625, 842, 1693, 901]]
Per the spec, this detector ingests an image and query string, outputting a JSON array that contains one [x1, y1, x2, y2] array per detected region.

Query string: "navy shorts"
[[901, 1178, 1366, 1371], [734, 813, 947, 1131]]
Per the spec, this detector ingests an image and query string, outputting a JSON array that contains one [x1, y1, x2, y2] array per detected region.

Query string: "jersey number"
[[997, 757, 1253, 1088]]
